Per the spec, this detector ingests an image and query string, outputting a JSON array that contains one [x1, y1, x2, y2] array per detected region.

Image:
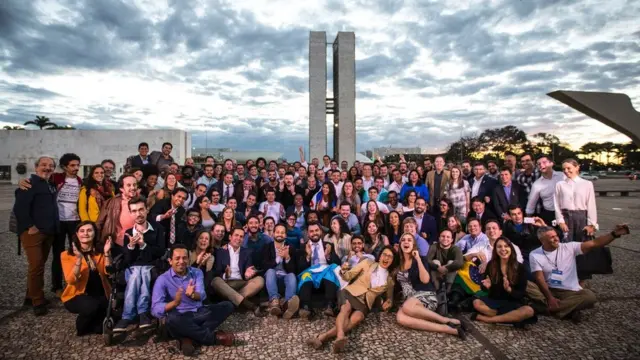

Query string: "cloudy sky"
[[1, 0, 639, 160]]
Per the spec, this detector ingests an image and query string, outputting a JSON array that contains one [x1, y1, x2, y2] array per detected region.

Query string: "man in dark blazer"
[[402, 197, 438, 244], [491, 167, 521, 222], [207, 171, 237, 204], [124, 142, 151, 173], [210, 227, 264, 311], [296, 222, 341, 319], [468, 163, 498, 204], [149, 188, 187, 248], [262, 223, 299, 318], [467, 196, 498, 228]]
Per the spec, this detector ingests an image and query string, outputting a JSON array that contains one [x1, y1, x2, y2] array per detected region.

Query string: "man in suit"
[[262, 224, 299, 318], [207, 171, 236, 204], [402, 197, 437, 245], [125, 142, 151, 173], [468, 162, 497, 204], [210, 227, 264, 311], [297, 222, 342, 319], [491, 166, 521, 222], [426, 156, 450, 214], [149, 188, 187, 248], [467, 196, 498, 228]]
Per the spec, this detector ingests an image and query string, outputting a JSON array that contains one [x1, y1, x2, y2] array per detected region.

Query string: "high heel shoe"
[[447, 322, 466, 340]]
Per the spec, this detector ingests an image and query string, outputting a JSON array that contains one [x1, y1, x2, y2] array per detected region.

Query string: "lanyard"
[[543, 247, 559, 270]]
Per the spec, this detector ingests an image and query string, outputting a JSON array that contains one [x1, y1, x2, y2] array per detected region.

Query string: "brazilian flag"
[[297, 264, 342, 292], [454, 261, 488, 296]]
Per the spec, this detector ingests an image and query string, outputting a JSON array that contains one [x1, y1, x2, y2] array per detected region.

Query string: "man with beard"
[[515, 153, 540, 210], [259, 169, 279, 203], [297, 222, 341, 318], [101, 159, 118, 194], [211, 228, 264, 311], [238, 193, 259, 220], [152, 244, 235, 356], [14, 156, 58, 316], [526, 155, 564, 226], [402, 198, 437, 245], [461, 160, 473, 182], [328, 170, 344, 198], [150, 188, 188, 248], [423, 158, 433, 173], [114, 198, 166, 332], [278, 172, 303, 209], [150, 142, 175, 172], [97, 174, 139, 251], [263, 224, 299, 318], [209, 172, 235, 205], [334, 202, 361, 236], [487, 160, 499, 180], [197, 164, 217, 191], [303, 176, 319, 207], [242, 216, 274, 270]]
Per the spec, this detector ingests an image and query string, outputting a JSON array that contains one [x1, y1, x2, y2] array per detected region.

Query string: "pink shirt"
[[117, 198, 135, 246]]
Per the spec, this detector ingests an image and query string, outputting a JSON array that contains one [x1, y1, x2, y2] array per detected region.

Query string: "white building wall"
[[0, 129, 191, 184]]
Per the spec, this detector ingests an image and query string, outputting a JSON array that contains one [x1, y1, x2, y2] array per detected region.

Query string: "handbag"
[[436, 285, 448, 316], [576, 247, 613, 275]]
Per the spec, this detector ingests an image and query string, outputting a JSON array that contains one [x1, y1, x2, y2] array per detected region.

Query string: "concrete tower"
[[308, 31, 356, 164]]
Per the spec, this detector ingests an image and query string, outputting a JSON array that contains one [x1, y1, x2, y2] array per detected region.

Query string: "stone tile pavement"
[[0, 180, 639, 360]]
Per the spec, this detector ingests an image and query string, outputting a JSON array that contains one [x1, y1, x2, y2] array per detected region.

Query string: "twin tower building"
[[309, 31, 356, 165]]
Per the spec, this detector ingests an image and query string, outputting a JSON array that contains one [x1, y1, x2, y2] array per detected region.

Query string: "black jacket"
[[491, 182, 521, 219], [468, 175, 498, 200], [211, 246, 253, 280], [483, 264, 528, 302], [277, 185, 305, 209], [467, 208, 499, 228], [406, 256, 436, 292], [176, 223, 204, 250], [262, 242, 298, 274], [13, 174, 58, 235], [502, 221, 541, 258], [402, 211, 438, 244], [294, 240, 341, 273], [149, 199, 186, 247], [123, 221, 166, 267]]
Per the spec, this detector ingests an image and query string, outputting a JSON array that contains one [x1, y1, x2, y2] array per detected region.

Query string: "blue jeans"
[[122, 265, 153, 320], [166, 302, 234, 345], [265, 269, 297, 301]]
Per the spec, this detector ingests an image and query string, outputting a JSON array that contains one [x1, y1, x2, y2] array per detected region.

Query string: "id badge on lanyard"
[[550, 269, 563, 286]]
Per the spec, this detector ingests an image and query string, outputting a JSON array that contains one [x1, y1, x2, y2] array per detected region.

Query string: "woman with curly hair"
[[78, 165, 114, 222]]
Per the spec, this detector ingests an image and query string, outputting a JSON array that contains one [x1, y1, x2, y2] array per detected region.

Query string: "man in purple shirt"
[[151, 244, 235, 356]]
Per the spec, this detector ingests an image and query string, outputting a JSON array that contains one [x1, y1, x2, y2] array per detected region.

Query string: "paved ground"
[[0, 179, 639, 360]]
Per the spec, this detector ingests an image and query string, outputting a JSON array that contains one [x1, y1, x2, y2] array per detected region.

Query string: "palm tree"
[[23, 116, 57, 129], [3, 125, 24, 130]]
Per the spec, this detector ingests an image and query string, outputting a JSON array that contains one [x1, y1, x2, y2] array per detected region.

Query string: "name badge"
[[550, 269, 563, 286]]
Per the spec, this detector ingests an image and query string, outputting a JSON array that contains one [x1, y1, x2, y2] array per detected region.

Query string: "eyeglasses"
[[379, 253, 394, 259]]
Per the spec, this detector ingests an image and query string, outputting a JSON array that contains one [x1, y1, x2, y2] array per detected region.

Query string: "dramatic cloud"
[[1, 0, 639, 160]]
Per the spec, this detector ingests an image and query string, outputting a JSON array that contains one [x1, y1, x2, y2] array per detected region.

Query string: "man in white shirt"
[[387, 170, 405, 195], [210, 228, 265, 312], [455, 218, 489, 255], [329, 170, 344, 198], [528, 224, 629, 322], [361, 164, 374, 192], [259, 189, 285, 223], [526, 155, 564, 226]]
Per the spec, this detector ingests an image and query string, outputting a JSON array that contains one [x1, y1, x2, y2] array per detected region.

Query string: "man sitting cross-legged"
[[114, 198, 166, 332], [210, 227, 265, 312], [151, 244, 235, 356], [262, 223, 300, 318], [528, 224, 630, 322]]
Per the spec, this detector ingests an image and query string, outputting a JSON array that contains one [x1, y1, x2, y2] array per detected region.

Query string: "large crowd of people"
[[11, 142, 631, 355]]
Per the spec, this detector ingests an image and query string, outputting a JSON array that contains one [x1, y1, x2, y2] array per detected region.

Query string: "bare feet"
[[332, 337, 347, 353], [306, 336, 323, 350]]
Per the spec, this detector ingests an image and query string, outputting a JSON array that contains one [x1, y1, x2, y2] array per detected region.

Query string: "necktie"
[[169, 213, 176, 244], [225, 185, 231, 202], [312, 243, 320, 266]]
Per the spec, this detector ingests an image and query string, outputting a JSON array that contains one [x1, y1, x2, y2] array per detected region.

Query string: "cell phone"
[[524, 217, 535, 224]]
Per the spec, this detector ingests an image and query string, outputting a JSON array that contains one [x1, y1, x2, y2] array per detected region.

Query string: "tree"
[[477, 125, 529, 155], [48, 125, 76, 130], [3, 126, 24, 130], [579, 142, 602, 161], [24, 116, 57, 129], [445, 134, 482, 162]]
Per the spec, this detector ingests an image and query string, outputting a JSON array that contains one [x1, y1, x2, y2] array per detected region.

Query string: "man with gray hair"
[[13, 156, 58, 316], [528, 224, 630, 323]]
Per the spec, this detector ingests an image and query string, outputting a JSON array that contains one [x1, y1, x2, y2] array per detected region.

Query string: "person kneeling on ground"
[[263, 224, 300, 318], [307, 246, 396, 353], [151, 244, 235, 356], [528, 224, 630, 323], [114, 198, 166, 332], [61, 221, 112, 336], [210, 227, 265, 312], [395, 232, 467, 339], [472, 237, 537, 327]]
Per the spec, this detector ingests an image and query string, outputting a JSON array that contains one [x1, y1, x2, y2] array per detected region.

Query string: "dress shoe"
[[181, 338, 195, 356], [241, 298, 257, 311], [283, 296, 300, 320], [33, 305, 48, 317], [215, 331, 236, 346], [268, 299, 282, 316]]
